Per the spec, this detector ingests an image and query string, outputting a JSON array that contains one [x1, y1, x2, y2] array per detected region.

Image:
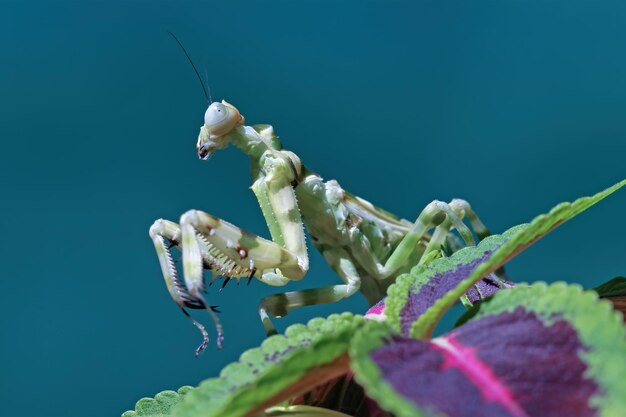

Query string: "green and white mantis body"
[[149, 100, 496, 355]]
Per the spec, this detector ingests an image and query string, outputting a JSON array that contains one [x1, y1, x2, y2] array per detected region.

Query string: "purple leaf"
[[372, 310, 595, 417], [351, 283, 626, 417]]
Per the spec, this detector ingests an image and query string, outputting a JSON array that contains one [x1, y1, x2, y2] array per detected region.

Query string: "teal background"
[[1, 1, 625, 416]]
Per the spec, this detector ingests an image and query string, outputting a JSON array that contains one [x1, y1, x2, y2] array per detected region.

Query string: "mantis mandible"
[[149, 35, 499, 356]]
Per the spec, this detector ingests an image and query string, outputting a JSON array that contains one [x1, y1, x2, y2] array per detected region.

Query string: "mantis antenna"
[[204, 69, 213, 104], [167, 31, 211, 104]]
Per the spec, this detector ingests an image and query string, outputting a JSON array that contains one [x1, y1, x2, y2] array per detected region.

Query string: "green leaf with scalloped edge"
[[384, 179, 625, 339], [170, 313, 364, 417], [350, 282, 626, 417], [122, 386, 194, 417]]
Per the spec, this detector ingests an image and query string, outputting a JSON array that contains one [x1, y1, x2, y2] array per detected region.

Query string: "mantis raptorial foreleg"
[[152, 148, 311, 347], [179, 208, 310, 287], [149, 218, 222, 354]]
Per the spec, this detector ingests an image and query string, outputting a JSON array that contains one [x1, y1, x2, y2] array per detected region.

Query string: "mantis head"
[[197, 100, 245, 160]]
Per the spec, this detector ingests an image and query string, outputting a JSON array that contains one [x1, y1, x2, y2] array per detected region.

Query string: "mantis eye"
[[203, 100, 244, 138], [204, 102, 227, 126]]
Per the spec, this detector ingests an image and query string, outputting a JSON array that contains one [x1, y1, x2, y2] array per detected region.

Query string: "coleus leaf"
[[170, 313, 364, 417], [350, 282, 626, 417], [122, 386, 193, 417], [384, 179, 626, 339], [364, 274, 514, 323]]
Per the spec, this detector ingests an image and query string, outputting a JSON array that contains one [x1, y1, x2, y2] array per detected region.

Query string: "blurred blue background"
[[1, 1, 625, 416]]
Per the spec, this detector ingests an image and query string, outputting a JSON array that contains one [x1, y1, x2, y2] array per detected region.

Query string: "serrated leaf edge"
[[122, 386, 194, 417]]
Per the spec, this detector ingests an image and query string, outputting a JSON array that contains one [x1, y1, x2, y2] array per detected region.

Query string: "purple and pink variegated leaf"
[[364, 272, 515, 324], [351, 283, 626, 417]]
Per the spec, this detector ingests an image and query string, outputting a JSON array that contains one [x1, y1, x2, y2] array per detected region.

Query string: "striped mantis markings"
[[149, 100, 500, 355]]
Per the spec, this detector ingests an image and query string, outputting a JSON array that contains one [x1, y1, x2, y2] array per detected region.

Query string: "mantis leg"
[[380, 199, 477, 276], [377, 198, 510, 294], [178, 201, 314, 340], [178, 208, 309, 286], [444, 199, 510, 281], [419, 199, 483, 263], [149, 218, 222, 354], [348, 197, 507, 303], [150, 201, 308, 352], [449, 198, 491, 240], [342, 197, 487, 286], [259, 248, 361, 336]]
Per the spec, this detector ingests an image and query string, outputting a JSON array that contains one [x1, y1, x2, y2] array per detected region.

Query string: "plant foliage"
[[123, 180, 626, 417]]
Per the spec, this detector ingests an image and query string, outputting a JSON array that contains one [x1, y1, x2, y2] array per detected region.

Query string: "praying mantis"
[[148, 100, 503, 356], [148, 32, 502, 356]]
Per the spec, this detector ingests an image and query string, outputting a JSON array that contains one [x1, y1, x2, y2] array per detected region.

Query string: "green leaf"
[[172, 313, 364, 417], [594, 277, 626, 298], [385, 179, 625, 339], [122, 386, 194, 417], [350, 283, 626, 417]]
